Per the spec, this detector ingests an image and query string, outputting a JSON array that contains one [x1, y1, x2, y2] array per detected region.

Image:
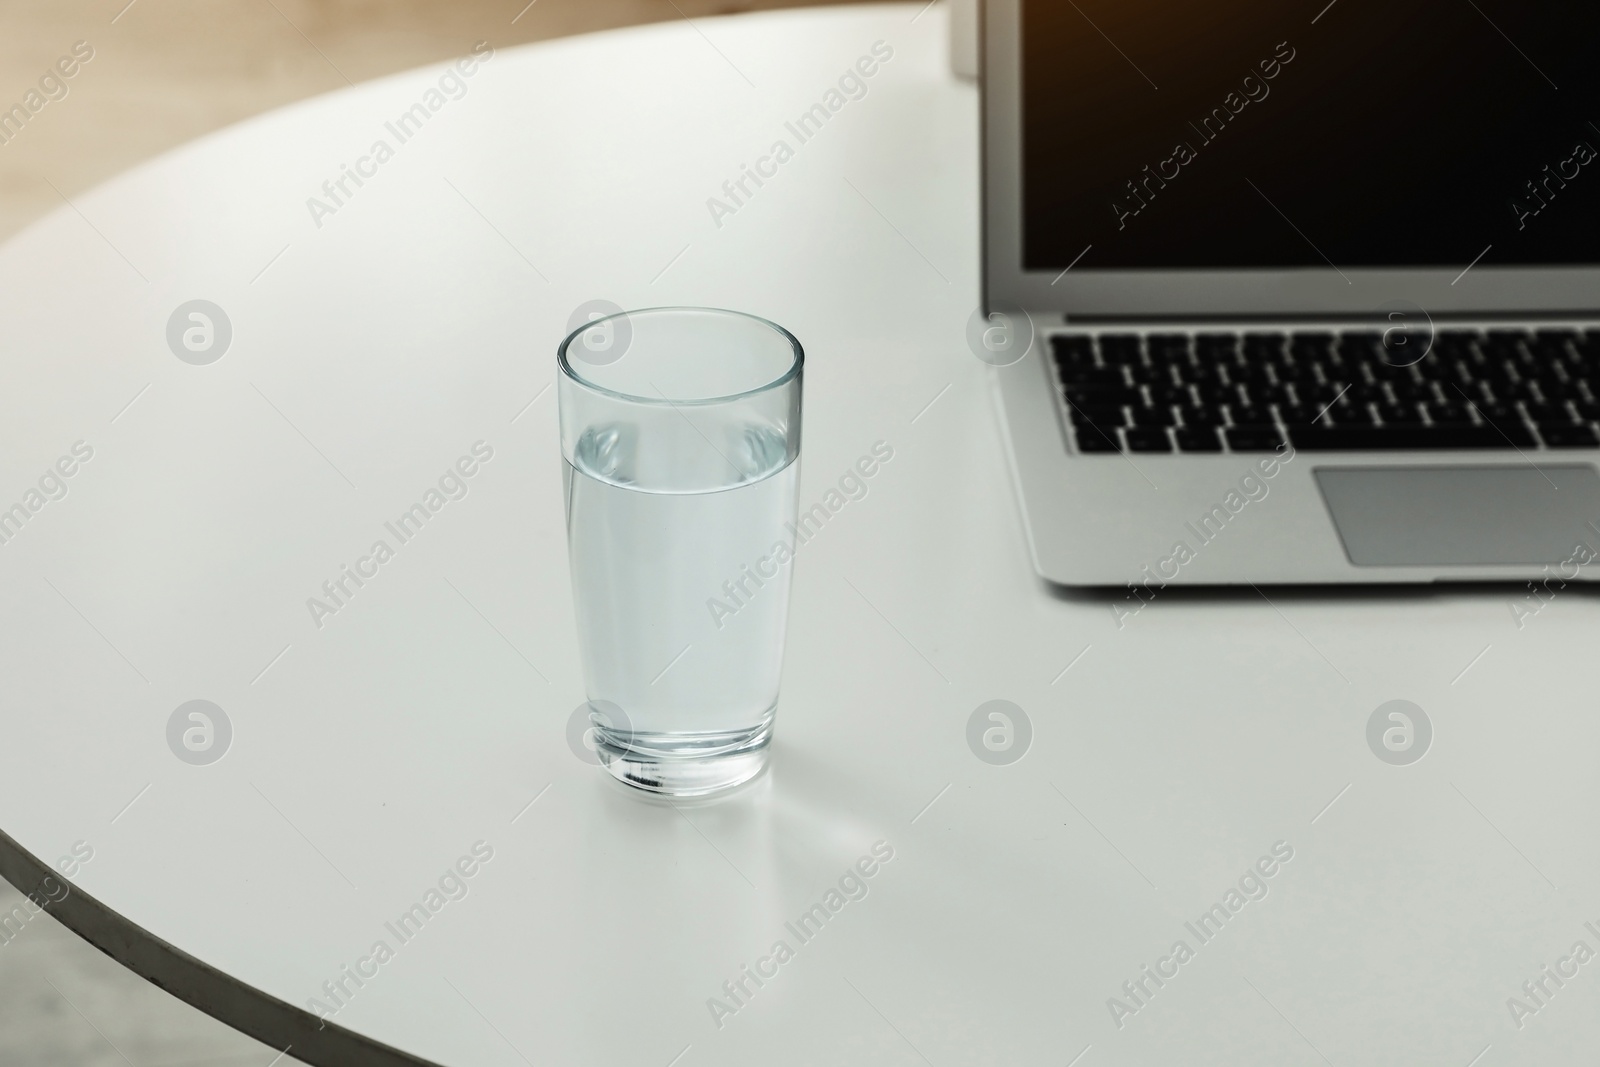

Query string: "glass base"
[[594, 718, 772, 797]]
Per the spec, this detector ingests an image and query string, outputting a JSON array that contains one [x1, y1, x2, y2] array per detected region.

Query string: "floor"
[[0, 3, 864, 1063], [0, 876, 307, 1066], [0, 0, 862, 242]]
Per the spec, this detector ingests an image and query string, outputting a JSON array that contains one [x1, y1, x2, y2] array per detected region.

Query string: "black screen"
[[1022, 0, 1600, 270]]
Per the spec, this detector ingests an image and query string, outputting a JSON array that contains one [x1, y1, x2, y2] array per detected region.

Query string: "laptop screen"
[[1022, 0, 1600, 271]]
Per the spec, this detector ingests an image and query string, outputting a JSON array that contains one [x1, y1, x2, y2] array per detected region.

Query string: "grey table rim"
[[0, 824, 442, 1067]]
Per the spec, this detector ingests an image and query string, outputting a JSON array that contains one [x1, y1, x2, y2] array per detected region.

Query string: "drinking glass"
[[558, 307, 803, 795]]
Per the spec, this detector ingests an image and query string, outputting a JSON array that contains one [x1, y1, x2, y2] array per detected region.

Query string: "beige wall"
[[0, 0, 867, 240]]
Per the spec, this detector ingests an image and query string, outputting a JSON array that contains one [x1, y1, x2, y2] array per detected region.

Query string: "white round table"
[[2, 5, 1597, 1065]]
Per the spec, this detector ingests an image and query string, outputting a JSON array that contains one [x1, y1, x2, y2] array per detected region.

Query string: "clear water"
[[564, 423, 799, 752]]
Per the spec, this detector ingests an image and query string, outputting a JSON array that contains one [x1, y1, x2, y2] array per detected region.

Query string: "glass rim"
[[556, 305, 804, 407]]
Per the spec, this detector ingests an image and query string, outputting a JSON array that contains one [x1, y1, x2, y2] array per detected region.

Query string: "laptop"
[[983, 0, 1600, 586]]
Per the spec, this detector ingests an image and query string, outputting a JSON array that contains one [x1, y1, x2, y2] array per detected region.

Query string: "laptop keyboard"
[[1051, 327, 1600, 454]]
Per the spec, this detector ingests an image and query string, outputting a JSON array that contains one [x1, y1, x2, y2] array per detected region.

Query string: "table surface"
[[3, 5, 1599, 1066]]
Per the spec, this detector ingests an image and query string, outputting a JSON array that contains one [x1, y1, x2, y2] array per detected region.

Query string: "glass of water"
[[558, 307, 803, 796]]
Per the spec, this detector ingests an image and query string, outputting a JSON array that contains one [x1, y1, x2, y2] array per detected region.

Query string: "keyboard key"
[[1435, 330, 1479, 355], [1228, 406, 1273, 427], [1243, 333, 1287, 359], [1059, 366, 1127, 386], [1377, 402, 1423, 424], [1064, 385, 1141, 407], [1073, 428, 1121, 452], [1178, 404, 1223, 425], [1233, 364, 1276, 388], [1385, 374, 1430, 398], [1328, 401, 1376, 425], [1525, 403, 1574, 425], [1276, 405, 1322, 425], [1129, 405, 1176, 427], [1147, 334, 1191, 360], [1179, 363, 1229, 387], [1369, 356, 1420, 379], [1377, 330, 1430, 366], [1339, 331, 1381, 359], [1290, 332, 1334, 358], [1531, 330, 1578, 360], [1175, 426, 1222, 452], [1539, 425, 1599, 447], [1196, 332, 1239, 353], [1301, 382, 1350, 403], [1471, 422, 1539, 448], [1098, 334, 1143, 363], [1051, 335, 1095, 365], [1069, 406, 1123, 428], [1480, 338, 1526, 364], [1489, 379, 1539, 401], [1272, 362, 1318, 384], [1527, 372, 1570, 395], [1474, 403, 1525, 433], [1124, 427, 1173, 452], [1424, 401, 1471, 423], [1288, 424, 1536, 450], [1486, 329, 1530, 347], [1225, 426, 1286, 451], [1475, 351, 1517, 377], [1149, 384, 1195, 405]]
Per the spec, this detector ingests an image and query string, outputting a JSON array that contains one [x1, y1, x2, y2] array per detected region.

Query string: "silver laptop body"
[[984, 0, 1600, 586]]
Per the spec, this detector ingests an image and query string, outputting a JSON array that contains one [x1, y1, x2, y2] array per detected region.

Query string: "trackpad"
[[1314, 465, 1600, 566]]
